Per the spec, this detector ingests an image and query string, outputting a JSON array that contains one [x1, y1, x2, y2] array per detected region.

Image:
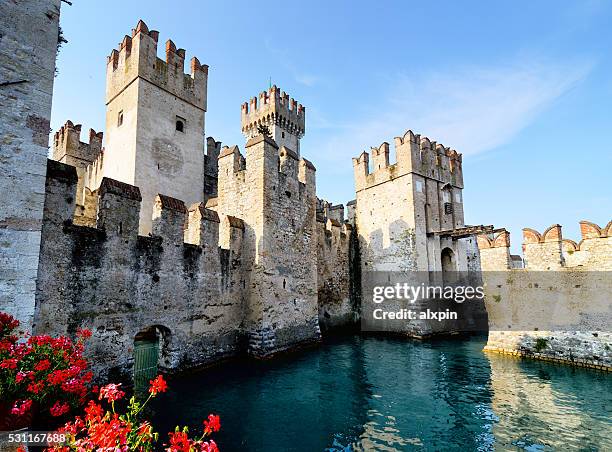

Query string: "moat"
[[150, 335, 611, 451]]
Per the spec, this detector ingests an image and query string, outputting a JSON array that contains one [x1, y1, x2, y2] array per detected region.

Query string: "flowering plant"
[[0, 313, 93, 424], [50, 375, 220, 452]]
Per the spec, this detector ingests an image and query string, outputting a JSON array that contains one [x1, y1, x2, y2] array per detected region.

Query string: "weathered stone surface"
[[477, 222, 612, 369], [0, 0, 61, 331], [34, 162, 245, 381], [217, 128, 321, 357], [316, 212, 357, 332]]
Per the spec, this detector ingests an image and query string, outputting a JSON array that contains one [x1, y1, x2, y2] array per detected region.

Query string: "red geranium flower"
[[149, 375, 168, 395], [201, 439, 219, 452], [0, 358, 17, 369], [34, 359, 51, 371], [76, 328, 92, 339], [167, 431, 191, 452], [84, 400, 104, 421], [50, 401, 70, 417], [203, 414, 221, 434]]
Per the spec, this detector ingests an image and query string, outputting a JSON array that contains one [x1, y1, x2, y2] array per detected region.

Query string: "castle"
[[1, 9, 609, 383], [23, 20, 487, 379]]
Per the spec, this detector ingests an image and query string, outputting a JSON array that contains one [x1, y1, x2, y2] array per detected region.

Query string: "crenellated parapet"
[[106, 19, 208, 110], [53, 120, 103, 164], [240, 86, 305, 156], [353, 129, 463, 192], [478, 221, 612, 271], [316, 198, 345, 224], [52, 120, 105, 211], [476, 229, 513, 271], [218, 135, 315, 195], [241, 85, 305, 139]]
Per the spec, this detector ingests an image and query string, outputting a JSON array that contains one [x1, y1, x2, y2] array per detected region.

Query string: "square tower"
[[241, 85, 305, 156], [101, 20, 208, 234]]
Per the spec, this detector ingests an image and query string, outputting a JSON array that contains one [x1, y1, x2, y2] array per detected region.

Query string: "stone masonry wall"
[[217, 134, 320, 357], [317, 218, 356, 332], [0, 0, 61, 331], [477, 221, 612, 370], [34, 160, 245, 381]]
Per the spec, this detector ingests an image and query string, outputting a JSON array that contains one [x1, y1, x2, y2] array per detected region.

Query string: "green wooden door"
[[133, 338, 159, 392]]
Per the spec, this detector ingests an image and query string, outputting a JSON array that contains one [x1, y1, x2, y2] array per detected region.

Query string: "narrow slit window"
[[117, 110, 123, 127], [176, 116, 185, 132]]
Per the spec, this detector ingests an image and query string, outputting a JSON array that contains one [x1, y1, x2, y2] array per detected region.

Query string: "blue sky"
[[51, 0, 611, 252]]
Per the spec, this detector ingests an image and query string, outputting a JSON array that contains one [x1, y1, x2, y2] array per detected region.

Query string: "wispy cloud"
[[311, 57, 593, 165]]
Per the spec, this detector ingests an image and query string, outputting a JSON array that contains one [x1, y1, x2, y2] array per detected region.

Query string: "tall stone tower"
[[217, 90, 319, 357], [241, 85, 305, 156], [352, 130, 486, 336], [102, 20, 208, 233]]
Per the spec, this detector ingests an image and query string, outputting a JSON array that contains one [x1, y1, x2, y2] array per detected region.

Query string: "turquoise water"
[[151, 335, 611, 451]]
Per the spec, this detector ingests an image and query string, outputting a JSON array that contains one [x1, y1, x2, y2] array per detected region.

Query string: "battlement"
[[106, 19, 208, 110], [52, 120, 103, 164], [353, 129, 463, 191], [477, 220, 612, 270], [44, 159, 242, 251], [241, 85, 305, 138], [218, 134, 315, 189], [476, 229, 510, 249]]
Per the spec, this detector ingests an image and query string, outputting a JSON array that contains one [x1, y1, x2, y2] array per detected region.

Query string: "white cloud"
[[310, 57, 593, 164]]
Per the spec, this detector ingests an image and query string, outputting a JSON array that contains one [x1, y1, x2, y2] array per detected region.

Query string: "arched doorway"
[[441, 247, 455, 285], [133, 326, 170, 391]]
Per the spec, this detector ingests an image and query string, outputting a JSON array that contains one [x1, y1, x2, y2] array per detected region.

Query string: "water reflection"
[[150, 335, 611, 451]]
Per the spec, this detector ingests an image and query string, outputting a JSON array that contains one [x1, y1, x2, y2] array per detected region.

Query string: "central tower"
[[241, 85, 305, 156], [102, 20, 208, 233]]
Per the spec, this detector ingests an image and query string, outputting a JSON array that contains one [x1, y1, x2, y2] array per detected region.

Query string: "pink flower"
[[99, 383, 125, 402], [11, 399, 33, 417]]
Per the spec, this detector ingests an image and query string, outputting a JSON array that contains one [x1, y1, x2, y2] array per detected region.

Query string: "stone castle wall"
[[316, 204, 357, 332], [34, 160, 245, 381], [478, 222, 612, 370], [217, 135, 321, 356], [0, 0, 61, 331]]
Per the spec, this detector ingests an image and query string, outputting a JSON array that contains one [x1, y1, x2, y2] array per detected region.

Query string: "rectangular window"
[[444, 202, 453, 215], [117, 110, 123, 127], [415, 181, 423, 193], [455, 193, 462, 203]]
